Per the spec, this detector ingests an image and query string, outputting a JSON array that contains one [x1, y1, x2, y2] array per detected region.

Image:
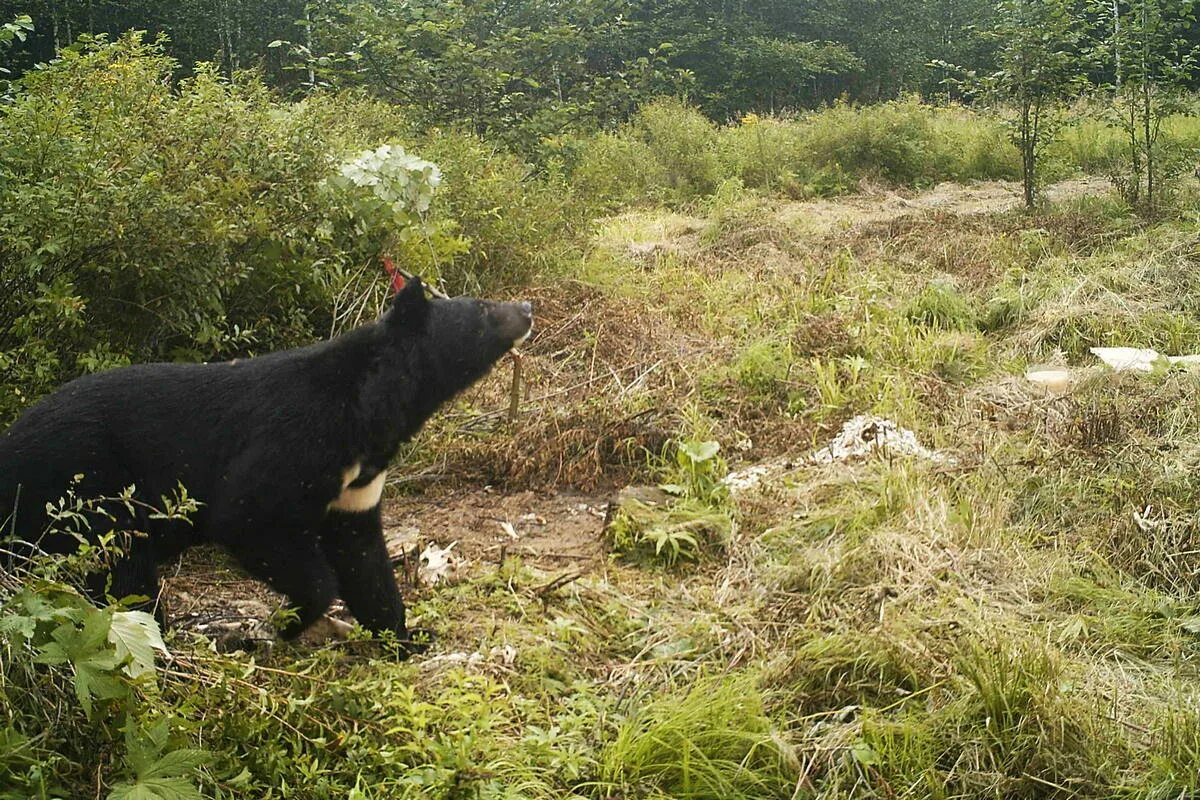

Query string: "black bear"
[[0, 277, 532, 653]]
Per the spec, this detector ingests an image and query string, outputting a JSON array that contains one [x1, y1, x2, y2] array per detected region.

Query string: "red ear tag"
[[381, 256, 406, 294]]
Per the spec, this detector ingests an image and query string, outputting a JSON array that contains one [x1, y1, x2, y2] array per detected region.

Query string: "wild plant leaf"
[[72, 656, 127, 716], [34, 611, 126, 716], [849, 741, 880, 766], [108, 611, 169, 678], [679, 440, 720, 463], [107, 776, 205, 800], [138, 749, 210, 780], [0, 612, 35, 638]]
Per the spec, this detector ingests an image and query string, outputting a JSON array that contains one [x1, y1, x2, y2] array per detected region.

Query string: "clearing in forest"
[[154, 174, 1200, 797]]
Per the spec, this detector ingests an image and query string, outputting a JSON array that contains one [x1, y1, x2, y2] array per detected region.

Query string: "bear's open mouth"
[[512, 321, 533, 348]]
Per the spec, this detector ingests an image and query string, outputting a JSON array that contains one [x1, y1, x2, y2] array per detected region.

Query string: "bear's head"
[[383, 276, 533, 404]]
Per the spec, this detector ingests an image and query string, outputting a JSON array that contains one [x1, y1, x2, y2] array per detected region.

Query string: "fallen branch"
[[533, 570, 585, 598]]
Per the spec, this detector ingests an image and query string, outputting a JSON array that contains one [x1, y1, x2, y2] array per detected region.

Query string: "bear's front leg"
[[221, 532, 339, 640], [319, 507, 431, 657]]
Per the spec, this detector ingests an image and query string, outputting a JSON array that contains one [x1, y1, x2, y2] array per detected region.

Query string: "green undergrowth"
[[10, 123, 1200, 797]]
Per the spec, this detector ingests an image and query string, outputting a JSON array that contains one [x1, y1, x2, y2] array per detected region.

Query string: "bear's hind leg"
[[82, 510, 163, 626], [98, 538, 163, 622]]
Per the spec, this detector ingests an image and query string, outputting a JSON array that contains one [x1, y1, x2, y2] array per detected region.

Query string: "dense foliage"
[[0, 34, 584, 421], [4, 1, 1196, 144]]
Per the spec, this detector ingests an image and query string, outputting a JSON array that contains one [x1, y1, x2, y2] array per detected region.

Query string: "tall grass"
[[574, 97, 1025, 206], [596, 675, 796, 799]]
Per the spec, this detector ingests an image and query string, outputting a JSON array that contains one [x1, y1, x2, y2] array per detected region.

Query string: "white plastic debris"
[[723, 464, 775, 493], [1091, 347, 1164, 372], [1091, 346, 1200, 373], [418, 644, 519, 671], [1025, 367, 1074, 393], [419, 541, 458, 585], [1132, 504, 1169, 533], [1021, 348, 1200, 392], [419, 650, 485, 670], [810, 415, 954, 465], [490, 644, 518, 665]]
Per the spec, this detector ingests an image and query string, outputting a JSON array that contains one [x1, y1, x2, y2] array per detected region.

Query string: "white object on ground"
[[1022, 348, 1200, 391], [419, 644, 519, 671], [811, 415, 954, 465], [722, 461, 786, 494], [1025, 367, 1075, 393], [420, 541, 458, 585], [1090, 347, 1165, 373], [1090, 347, 1200, 372]]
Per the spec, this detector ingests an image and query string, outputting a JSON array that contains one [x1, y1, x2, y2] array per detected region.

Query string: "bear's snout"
[[492, 300, 534, 347]]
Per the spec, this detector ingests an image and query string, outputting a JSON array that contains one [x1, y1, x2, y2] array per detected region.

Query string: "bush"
[[803, 97, 1020, 186], [0, 34, 586, 421], [414, 129, 585, 292], [928, 106, 1022, 180], [716, 115, 816, 197], [568, 98, 1026, 208], [0, 36, 398, 418], [802, 98, 935, 185], [570, 130, 666, 212], [632, 98, 723, 202]]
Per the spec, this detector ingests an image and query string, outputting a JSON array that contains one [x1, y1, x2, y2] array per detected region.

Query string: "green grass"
[[10, 102, 1200, 798]]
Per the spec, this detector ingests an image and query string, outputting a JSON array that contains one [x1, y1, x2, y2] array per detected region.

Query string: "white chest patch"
[[329, 464, 387, 513]]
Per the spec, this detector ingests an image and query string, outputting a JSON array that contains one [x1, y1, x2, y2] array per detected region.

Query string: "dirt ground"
[[162, 488, 613, 647]]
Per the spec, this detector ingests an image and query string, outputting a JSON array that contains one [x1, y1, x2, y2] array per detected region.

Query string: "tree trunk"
[[1112, 0, 1121, 87], [49, 0, 60, 52], [306, 5, 316, 89], [1143, 79, 1154, 211], [1021, 98, 1035, 208]]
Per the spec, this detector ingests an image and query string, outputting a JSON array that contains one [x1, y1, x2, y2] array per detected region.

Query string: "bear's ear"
[[385, 275, 429, 328]]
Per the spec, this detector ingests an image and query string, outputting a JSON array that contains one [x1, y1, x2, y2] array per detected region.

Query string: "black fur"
[[0, 278, 532, 653]]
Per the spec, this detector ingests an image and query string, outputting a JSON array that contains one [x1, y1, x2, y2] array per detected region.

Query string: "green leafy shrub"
[[0, 34, 587, 421], [928, 106, 1022, 180], [633, 98, 723, 202], [804, 97, 1020, 186], [570, 130, 666, 211], [716, 114, 814, 196], [0, 35, 395, 419], [803, 98, 935, 185], [414, 129, 584, 292], [581, 98, 1023, 208], [1, 493, 208, 799]]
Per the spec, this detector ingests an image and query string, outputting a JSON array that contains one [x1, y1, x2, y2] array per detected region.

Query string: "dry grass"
[[15, 174, 1200, 799]]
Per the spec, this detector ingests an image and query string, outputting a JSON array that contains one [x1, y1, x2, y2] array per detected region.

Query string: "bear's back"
[[0, 350, 349, 544]]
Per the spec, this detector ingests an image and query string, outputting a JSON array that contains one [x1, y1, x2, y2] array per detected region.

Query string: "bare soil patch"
[[161, 488, 612, 646], [381, 488, 609, 568]]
